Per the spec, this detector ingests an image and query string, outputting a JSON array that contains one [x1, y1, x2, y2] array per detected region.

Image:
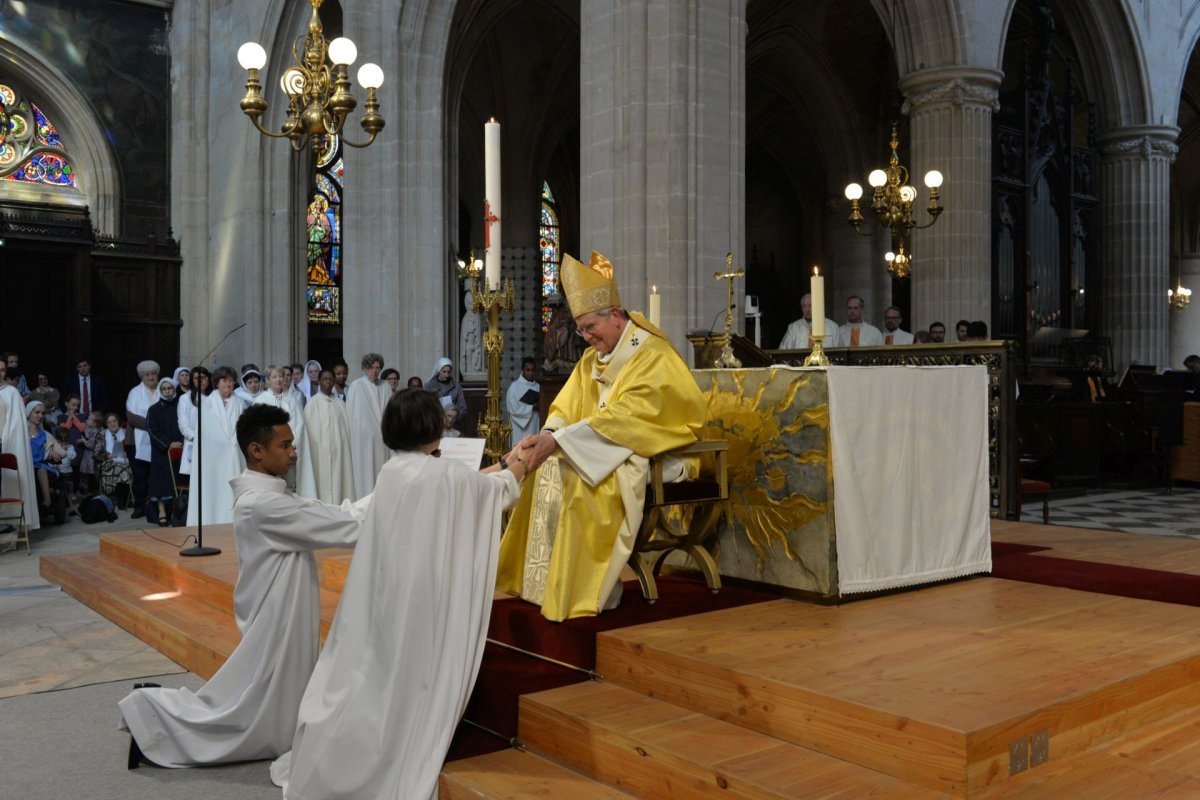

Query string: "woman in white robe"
[[254, 366, 305, 489], [271, 388, 526, 800], [297, 368, 355, 504], [345, 352, 391, 497], [186, 367, 247, 525], [176, 366, 208, 476], [0, 361, 39, 532]]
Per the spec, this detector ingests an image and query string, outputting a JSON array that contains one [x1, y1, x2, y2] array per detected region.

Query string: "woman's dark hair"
[[211, 365, 238, 386], [380, 368, 399, 381], [190, 365, 212, 405], [406, 375, 423, 388], [381, 387, 445, 451]]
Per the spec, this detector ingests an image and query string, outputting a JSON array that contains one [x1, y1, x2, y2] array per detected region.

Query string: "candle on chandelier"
[[484, 118, 502, 289], [649, 285, 661, 327], [811, 267, 825, 338]]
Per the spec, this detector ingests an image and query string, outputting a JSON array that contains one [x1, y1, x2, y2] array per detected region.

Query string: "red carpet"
[[991, 541, 1200, 607], [447, 576, 774, 760]]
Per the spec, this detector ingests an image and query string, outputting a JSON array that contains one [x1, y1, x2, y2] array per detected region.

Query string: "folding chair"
[[0, 453, 31, 554]]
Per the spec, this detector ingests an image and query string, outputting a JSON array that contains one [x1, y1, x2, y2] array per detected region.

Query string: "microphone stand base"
[[180, 545, 222, 557]]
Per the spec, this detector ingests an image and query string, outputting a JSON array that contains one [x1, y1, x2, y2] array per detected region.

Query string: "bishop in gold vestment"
[[496, 251, 706, 621]]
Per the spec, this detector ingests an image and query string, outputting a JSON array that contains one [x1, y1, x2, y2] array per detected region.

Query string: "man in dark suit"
[[62, 356, 106, 416]]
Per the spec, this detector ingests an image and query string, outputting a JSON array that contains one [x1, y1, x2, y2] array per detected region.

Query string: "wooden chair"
[[1016, 460, 1052, 524], [0, 453, 31, 554], [628, 439, 729, 602]]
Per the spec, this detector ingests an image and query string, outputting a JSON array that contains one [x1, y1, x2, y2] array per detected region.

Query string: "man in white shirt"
[[506, 357, 540, 447], [839, 295, 884, 347], [881, 306, 914, 345], [779, 294, 841, 349]]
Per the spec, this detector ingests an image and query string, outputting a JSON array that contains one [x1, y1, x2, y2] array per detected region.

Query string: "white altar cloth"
[[824, 365, 991, 593]]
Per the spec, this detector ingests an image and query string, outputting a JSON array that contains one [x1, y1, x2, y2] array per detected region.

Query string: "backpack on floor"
[[79, 494, 118, 524]]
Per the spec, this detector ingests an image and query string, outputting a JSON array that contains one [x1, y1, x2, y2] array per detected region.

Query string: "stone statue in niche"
[[542, 292, 580, 373], [460, 287, 484, 376]]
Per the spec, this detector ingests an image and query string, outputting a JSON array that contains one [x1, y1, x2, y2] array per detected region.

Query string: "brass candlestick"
[[803, 334, 831, 366], [455, 252, 513, 463], [713, 252, 745, 368]]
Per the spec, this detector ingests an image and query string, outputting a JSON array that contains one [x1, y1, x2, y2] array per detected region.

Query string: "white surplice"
[[296, 391, 355, 505], [882, 328, 915, 345], [345, 375, 390, 497], [176, 392, 198, 475], [0, 383, 39, 530], [505, 375, 540, 446], [186, 392, 247, 525], [270, 451, 520, 800], [838, 321, 885, 347], [778, 317, 842, 349], [119, 470, 368, 767]]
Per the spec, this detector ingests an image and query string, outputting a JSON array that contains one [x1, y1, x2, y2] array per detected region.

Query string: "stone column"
[[899, 67, 1001, 332], [580, 0, 745, 354], [1099, 127, 1178, 372]]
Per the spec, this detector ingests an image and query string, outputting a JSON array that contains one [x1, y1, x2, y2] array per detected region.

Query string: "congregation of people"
[[778, 294, 991, 349]]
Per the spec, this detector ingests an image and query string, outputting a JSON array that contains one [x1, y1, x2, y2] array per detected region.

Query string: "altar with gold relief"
[[688, 365, 991, 598]]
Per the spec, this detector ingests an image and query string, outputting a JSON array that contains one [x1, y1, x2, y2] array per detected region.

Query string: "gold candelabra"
[[1168, 280, 1192, 310], [803, 335, 831, 366], [713, 252, 745, 369], [457, 253, 514, 463], [844, 124, 943, 278], [236, 0, 385, 151]]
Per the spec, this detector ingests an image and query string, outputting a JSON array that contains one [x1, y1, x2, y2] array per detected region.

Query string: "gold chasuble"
[[496, 314, 705, 620]]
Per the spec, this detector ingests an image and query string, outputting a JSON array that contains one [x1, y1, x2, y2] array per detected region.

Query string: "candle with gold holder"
[[457, 252, 513, 462]]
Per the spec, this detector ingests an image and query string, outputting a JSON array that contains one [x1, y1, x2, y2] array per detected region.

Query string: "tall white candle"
[[811, 267, 825, 338], [649, 285, 661, 327], [484, 119, 502, 289]]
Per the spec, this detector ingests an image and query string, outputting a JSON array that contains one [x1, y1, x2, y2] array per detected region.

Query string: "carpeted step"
[[518, 681, 944, 799], [40, 551, 239, 679], [439, 747, 638, 799]]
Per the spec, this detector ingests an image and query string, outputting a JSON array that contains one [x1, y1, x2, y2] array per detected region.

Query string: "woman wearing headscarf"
[[303, 360, 322, 400], [178, 366, 210, 476], [147, 377, 183, 525], [423, 357, 467, 431]]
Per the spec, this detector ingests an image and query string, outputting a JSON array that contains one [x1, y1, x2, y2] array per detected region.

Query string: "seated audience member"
[[4, 351, 30, 398], [269, 388, 525, 799], [29, 372, 60, 418], [881, 306, 914, 345], [928, 321, 947, 343], [26, 401, 64, 512], [120, 404, 370, 769]]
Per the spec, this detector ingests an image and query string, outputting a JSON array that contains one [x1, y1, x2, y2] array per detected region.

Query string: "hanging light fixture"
[[844, 124, 943, 278], [1168, 279, 1192, 310], [237, 0, 385, 150]]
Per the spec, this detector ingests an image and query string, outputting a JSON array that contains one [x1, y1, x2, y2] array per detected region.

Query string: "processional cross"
[[713, 251, 745, 368]]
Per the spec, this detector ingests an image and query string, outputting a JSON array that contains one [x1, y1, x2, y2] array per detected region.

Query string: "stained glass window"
[[539, 181, 561, 330], [0, 83, 77, 188], [307, 134, 344, 324]]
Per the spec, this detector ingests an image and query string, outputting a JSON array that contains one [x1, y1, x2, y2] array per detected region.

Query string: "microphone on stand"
[[181, 322, 246, 558]]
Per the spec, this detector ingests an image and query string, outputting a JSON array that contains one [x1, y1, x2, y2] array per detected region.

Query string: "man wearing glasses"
[[497, 251, 707, 621], [881, 306, 914, 345]]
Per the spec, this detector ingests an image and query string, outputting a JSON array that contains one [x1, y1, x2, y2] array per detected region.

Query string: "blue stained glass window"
[[0, 84, 76, 188], [539, 181, 560, 330], [307, 135, 343, 324]]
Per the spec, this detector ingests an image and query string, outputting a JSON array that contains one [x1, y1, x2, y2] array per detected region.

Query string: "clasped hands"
[[512, 430, 558, 472]]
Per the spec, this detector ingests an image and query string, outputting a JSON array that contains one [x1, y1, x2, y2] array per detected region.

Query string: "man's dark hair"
[[967, 320, 988, 339], [522, 357, 536, 368], [381, 368, 399, 380], [1185, 354, 1200, 368], [319, 368, 334, 379], [930, 321, 945, 331], [381, 387, 445, 451], [955, 319, 970, 330], [236, 404, 291, 457]]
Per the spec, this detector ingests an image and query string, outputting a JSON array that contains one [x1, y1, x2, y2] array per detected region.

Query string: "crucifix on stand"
[[713, 252, 745, 368]]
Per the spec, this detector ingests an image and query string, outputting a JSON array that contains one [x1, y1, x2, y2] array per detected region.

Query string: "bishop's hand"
[[519, 431, 558, 471]]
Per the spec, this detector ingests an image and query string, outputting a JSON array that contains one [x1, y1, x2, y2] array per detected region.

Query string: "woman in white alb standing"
[[254, 366, 305, 490], [176, 366, 209, 476], [186, 366, 246, 525]]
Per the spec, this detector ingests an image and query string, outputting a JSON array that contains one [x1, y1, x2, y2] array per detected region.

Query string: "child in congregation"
[[78, 411, 105, 493], [104, 413, 128, 462]]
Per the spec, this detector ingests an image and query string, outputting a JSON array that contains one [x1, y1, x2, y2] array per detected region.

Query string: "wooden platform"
[[40, 521, 1200, 797]]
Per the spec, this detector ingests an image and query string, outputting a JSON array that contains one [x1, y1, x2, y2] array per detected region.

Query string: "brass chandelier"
[[844, 125, 943, 278], [1168, 279, 1192, 310], [237, 0, 385, 150]]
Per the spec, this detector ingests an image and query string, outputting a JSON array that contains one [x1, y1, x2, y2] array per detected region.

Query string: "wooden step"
[[439, 747, 637, 799], [519, 681, 946, 799], [41, 551, 239, 680], [594, 580, 1200, 797]]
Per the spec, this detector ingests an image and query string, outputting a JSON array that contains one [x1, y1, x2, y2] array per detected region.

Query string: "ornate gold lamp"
[[1168, 280, 1192, 310], [237, 0, 385, 150], [844, 124, 943, 278], [457, 253, 514, 462]]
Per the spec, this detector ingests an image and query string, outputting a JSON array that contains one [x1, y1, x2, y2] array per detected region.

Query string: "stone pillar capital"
[[899, 67, 1002, 115], [1099, 126, 1180, 162]]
